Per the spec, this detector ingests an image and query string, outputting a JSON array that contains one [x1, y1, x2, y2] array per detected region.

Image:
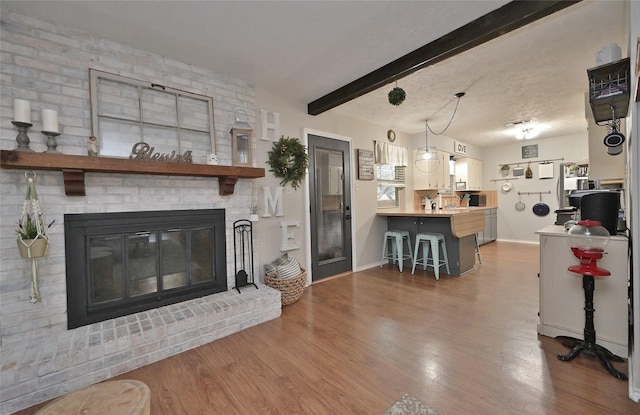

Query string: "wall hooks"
[[518, 190, 551, 196], [499, 157, 564, 167]]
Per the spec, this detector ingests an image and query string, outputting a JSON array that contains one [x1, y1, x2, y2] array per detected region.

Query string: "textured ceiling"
[[1, 1, 629, 148]]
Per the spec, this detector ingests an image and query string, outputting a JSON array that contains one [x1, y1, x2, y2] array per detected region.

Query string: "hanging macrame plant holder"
[[16, 171, 51, 303]]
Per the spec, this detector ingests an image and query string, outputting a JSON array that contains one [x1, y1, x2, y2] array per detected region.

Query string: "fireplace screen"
[[65, 209, 226, 329]]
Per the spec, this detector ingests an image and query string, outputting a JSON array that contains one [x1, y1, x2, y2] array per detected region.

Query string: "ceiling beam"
[[307, 0, 581, 116]]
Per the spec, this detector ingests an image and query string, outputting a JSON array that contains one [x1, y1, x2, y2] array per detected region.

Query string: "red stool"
[[556, 246, 627, 380]]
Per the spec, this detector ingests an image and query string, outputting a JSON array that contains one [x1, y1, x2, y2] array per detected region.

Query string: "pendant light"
[[415, 92, 465, 173]]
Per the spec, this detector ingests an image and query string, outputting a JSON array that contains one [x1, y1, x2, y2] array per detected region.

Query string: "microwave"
[[469, 194, 486, 207]]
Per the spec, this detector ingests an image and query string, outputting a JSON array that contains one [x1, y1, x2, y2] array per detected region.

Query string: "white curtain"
[[374, 141, 408, 166]]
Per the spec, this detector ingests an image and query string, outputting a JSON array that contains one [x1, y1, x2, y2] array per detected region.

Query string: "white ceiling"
[[1, 1, 629, 148]]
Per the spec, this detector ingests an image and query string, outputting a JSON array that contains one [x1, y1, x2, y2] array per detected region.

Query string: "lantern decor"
[[230, 108, 253, 166], [16, 171, 54, 303], [556, 220, 627, 380]]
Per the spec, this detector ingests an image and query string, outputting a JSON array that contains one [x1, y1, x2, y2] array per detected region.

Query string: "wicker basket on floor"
[[264, 268, 307, 306]]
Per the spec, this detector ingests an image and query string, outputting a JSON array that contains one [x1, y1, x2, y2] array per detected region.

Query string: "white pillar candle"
[[42, 109, 59, 133], [14, 99, 31, 123]]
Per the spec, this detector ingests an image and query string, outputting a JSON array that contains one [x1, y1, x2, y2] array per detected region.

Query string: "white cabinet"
[[454, 157, 483, 190], [321, 153, 343, 195], [413, 149, 450, 190], [326, 166, 342, 195], [537, 225, 628, 356]]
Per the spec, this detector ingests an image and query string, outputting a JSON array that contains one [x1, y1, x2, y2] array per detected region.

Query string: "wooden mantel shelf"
[[0, 150, 265, 196]]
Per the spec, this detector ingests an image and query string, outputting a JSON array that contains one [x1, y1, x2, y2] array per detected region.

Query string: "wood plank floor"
[[16, 242, 638, 414]]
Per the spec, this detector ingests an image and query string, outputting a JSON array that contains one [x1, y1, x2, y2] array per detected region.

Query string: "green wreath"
[[388, 86, 406, 106], [267, 136, 309, 190]]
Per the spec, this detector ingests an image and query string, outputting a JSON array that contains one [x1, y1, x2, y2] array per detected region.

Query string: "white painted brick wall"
[[0, 8, 274, 414]]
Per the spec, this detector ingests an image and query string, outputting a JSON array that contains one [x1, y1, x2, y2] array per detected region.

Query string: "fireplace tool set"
[[233, 219, 257, 293]]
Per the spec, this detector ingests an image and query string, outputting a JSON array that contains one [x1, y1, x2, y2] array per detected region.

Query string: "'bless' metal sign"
[[129, 142, 193, 163]]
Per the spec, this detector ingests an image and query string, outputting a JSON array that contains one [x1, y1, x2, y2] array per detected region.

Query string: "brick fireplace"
[[1, 197, 281, 415], [0, 9, 282, 414], [64, 209, 228, 329]]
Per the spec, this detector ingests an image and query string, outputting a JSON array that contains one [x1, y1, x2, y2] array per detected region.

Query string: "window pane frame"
[[89, 69, 215, 159]]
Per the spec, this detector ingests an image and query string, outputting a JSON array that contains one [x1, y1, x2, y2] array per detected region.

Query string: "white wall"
[[254, 88, 414, 276], [481, 133, 588, 243], [627, 0, 639, 401]]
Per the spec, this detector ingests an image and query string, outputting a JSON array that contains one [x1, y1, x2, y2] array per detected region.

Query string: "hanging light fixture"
[[415, 92, 465, 173], [506, 118, 538, 140], [515, 127, 539, 140]]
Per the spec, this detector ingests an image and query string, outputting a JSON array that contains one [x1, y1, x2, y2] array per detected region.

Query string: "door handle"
[[345, 214, 352, 220]]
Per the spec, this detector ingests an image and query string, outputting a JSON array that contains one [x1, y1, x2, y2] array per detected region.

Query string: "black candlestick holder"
[[42, 130, 61, 154], [11, 121, 34, 151]]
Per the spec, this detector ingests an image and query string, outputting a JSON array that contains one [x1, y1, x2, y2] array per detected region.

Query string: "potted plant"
[[248, 202, 260, 222], [16, 215, 52, 259], [500, 164, 510, 176]]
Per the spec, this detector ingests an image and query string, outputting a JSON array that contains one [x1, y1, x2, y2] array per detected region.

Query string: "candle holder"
[[11, 121, 34, 151], [42, 130, 61, 154]]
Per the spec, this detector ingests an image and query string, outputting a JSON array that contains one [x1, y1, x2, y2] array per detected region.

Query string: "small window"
[[376, 165, 405, 208]]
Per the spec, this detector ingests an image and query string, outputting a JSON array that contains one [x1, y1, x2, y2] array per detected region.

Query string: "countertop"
[[378, 208, 487, 238], [536, 224, 628, 241], [376, 207, 494, 217]]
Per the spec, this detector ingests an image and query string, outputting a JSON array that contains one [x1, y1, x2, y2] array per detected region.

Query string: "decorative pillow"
[[275, 255, 302, 279], [265, 253, 288, 274]]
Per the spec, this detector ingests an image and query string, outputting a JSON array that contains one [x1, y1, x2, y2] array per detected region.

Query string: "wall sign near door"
[[357, 149, 374, 180]]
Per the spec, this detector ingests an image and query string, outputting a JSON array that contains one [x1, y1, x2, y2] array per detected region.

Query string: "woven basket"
[[264, 268, 307, 306]]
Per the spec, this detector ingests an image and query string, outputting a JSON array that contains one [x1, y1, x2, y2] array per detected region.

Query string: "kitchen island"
[[377, 208, 485, 275]]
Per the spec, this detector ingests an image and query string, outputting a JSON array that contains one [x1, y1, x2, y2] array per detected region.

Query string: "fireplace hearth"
[[64, 209, 227, 329]]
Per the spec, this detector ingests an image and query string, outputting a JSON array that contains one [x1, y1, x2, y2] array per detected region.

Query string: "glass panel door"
[[308, 134, 352, 280]]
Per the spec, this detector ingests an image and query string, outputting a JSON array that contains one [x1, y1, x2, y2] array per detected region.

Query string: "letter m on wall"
[[262, 186, 283, 217]]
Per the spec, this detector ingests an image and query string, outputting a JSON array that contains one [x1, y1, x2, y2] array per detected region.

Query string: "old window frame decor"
[[89, 69, 215, 161]]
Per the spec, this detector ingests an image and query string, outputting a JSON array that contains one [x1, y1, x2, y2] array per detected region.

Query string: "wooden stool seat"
[[35, 379, 150, 415]]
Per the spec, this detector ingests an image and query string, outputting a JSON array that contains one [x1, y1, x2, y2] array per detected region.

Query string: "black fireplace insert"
[[64, 209, 226, 329]]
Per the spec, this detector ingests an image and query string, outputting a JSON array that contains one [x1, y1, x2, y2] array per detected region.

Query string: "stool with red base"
[[556, 220, 627, 380]]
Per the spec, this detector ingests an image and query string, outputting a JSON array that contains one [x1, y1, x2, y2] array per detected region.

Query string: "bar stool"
[[411, 232, 450, 280], [380, 230, 413, 272], [474, 233, 482, 264]]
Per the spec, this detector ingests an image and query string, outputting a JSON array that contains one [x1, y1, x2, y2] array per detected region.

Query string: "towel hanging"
[[538, 162, 554, 179]]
